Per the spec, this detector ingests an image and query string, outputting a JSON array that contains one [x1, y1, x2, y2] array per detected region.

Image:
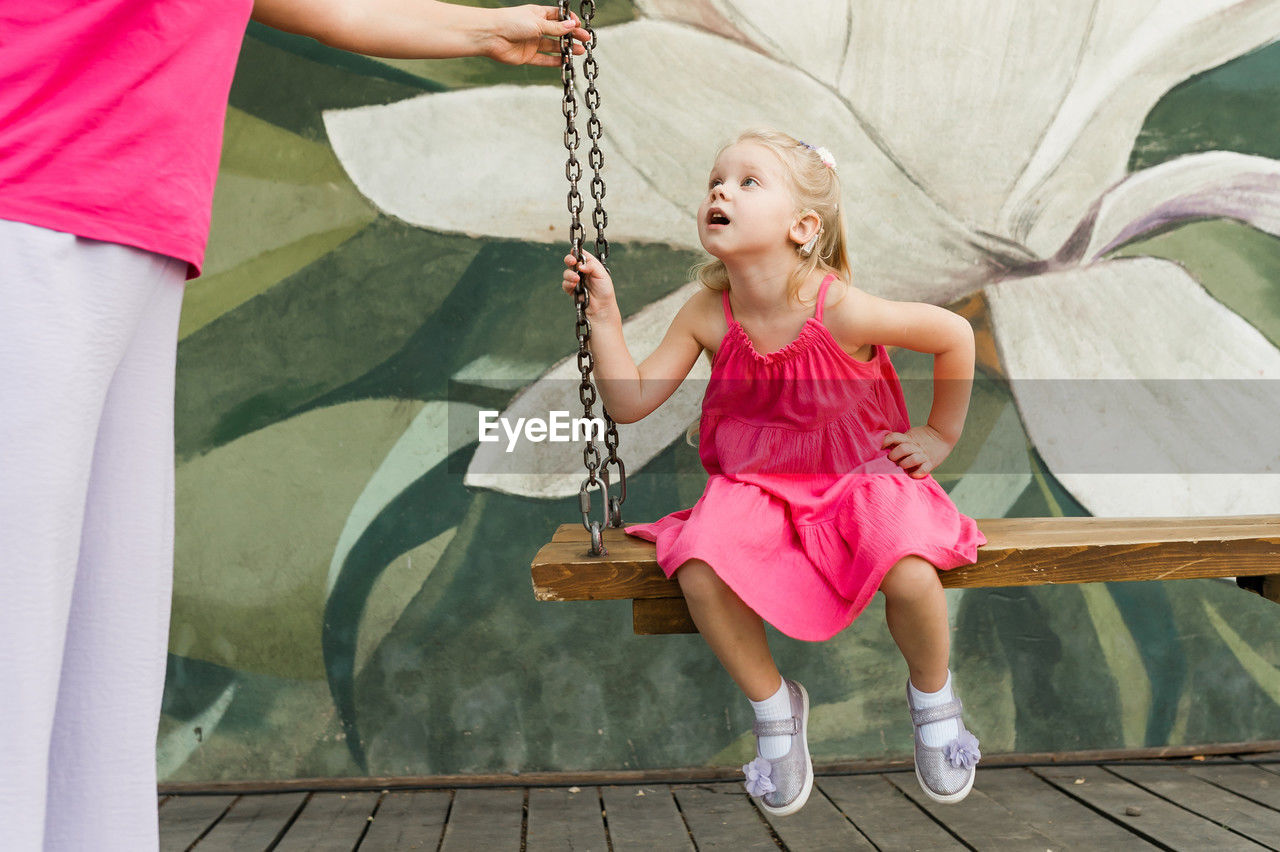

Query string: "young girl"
[[562, 129, 987, 815]]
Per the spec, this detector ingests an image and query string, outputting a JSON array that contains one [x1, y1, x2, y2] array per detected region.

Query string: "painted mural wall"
[[159, 1, 1280, 782]]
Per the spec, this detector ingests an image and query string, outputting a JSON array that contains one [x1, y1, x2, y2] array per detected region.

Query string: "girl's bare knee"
[[675, 559, 725, 601], [879, 554, 941, 600]]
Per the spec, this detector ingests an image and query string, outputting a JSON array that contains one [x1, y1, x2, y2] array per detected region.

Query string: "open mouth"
[[707, 208, 730, 227]]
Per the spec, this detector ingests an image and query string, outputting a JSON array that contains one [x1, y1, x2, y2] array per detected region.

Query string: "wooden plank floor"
[[159, 756, 1280, 851]]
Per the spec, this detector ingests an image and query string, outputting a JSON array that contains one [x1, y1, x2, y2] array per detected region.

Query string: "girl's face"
[[697, 142, 800, 261]]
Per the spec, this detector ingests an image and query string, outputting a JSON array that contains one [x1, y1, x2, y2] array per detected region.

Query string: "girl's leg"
[[879, 555, 950, 692], [675, 559, 781, 700], [880, 554, 979, 803], [43, 251, 185, 851], [678, 559, 812, 813]]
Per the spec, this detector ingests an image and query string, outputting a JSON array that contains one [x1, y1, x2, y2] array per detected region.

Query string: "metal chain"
[[577, 1, 627, 530], [560, 0, 617, 555]]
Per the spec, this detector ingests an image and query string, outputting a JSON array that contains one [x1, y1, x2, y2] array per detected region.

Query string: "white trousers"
[[0, 220, 186, 851]]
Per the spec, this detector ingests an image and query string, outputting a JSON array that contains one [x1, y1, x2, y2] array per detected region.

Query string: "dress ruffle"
[[625, 471, 985, 641]]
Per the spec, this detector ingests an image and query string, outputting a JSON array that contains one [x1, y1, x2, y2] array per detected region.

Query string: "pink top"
[[0, 0, 255, 278], [626, 274, 986, 640], [700, 274, 912, 500]]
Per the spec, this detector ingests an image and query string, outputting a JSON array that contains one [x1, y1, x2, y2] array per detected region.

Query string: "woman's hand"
[[482, 5, 591, 67], [250, 1, 590, 66], [562, 249, 617, 317], [882, 425, 953, 479]]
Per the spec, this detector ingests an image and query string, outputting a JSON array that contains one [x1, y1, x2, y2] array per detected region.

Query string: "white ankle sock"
[[749, 679, 792, 760], [909, 670, 960, 747]]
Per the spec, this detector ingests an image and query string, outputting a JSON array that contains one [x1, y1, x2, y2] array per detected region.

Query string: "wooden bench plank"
[[1236, 574, 1280, 603], [274, 791, 380, 851], [438, 788, 524, 852], [633, 597, 695, 634], [1034, 765, 1268, 850], [526, 787, 609, 852], [534, 516, 1280, 633], [357, 790, 451, 850], [600, 785, 694, 852], [1107, 764, 1280, 848], [195, 792, 307, 851], [670, 783, 779, 850], [817, 775, 966, 851], [757, 782, 876, 851], [534, 516, 1280, 601], [157, 794, 236, 851], [976, 767, 1159, 850], [884, 772, 1061, 850], [534, 528, 680, 601]]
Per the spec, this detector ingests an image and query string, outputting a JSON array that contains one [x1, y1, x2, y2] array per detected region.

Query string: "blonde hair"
[[692, 128, 853, 309]]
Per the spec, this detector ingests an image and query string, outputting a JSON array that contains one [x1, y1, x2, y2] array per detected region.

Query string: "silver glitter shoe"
[[741, 678, 813, 817], [906, 681, 980, 804]]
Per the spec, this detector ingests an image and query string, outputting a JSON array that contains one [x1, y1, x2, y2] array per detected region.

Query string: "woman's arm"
[[251, 0, 589, 65]]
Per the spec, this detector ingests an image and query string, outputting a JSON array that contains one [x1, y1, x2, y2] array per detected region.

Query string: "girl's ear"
[[790, 210, 822, 248]]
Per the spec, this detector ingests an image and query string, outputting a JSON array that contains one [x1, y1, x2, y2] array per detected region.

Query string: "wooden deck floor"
[[159, 755, 1280, 851]]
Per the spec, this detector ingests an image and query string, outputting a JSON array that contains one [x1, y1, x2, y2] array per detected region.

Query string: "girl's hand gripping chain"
[[563, 249, 617, 319], [882, 425, 954, 479]]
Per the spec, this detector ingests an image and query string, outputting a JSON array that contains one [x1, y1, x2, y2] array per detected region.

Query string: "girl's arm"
[[832, 290, 977, 477], [563, 252, 705, 424], [250, 0, 590, 65]]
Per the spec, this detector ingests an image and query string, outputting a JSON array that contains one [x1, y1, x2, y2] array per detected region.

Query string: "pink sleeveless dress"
[[624, 274, 987, 641]]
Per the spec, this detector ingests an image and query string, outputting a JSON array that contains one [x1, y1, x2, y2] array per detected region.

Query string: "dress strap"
[[721, 289, 735, 326], [813, 273, 837, 323]]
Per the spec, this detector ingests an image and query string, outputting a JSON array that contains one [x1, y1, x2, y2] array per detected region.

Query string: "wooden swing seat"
[[531, 514, 1280, 634]]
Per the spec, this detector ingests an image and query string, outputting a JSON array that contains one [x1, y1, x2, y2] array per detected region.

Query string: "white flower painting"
[[324, 0, 1280, 517]]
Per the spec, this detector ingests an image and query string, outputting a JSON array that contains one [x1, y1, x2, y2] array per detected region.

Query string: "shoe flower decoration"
[[324, 0, 1280, 516], [943, 730, 982, 770], [742, 756, 776, 797]]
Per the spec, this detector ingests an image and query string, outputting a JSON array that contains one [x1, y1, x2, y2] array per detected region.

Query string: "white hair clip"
[[800, 141, 837, 171]]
